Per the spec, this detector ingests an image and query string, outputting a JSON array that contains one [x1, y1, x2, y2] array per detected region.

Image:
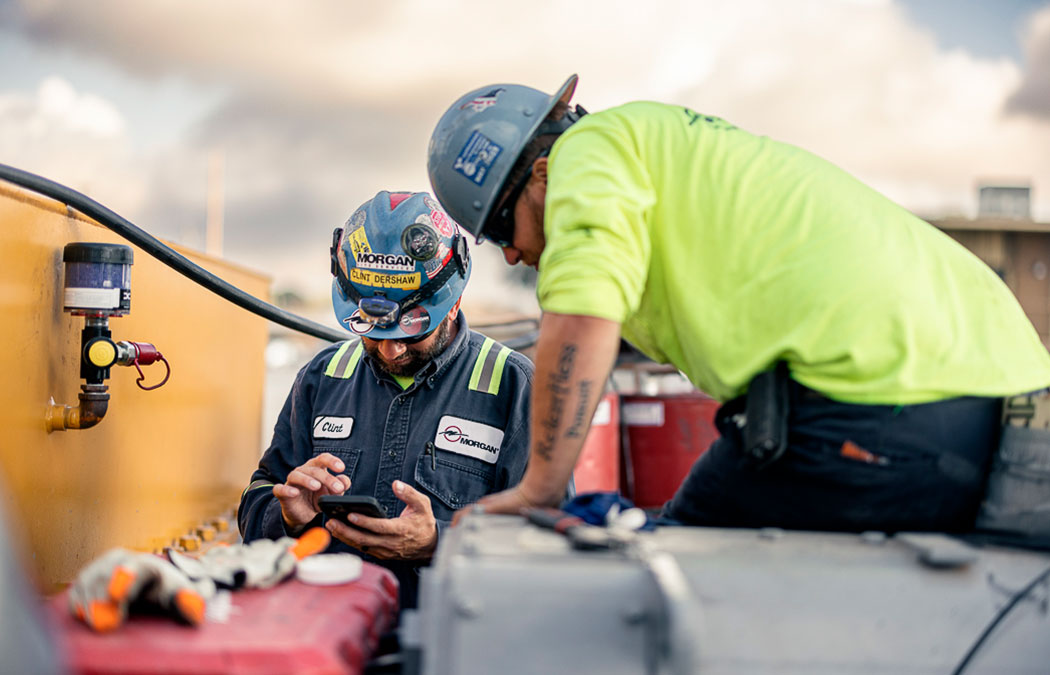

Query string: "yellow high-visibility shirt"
[[538, 101, 1050, 404]]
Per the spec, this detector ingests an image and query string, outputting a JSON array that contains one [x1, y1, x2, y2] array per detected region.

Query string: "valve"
[[46, 242, 171, 433]]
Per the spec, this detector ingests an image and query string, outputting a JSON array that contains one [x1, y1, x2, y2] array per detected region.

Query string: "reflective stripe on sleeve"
[[324, 341, 364, 379], [241, 479, 274, 500], [469, 337, 513, 395]]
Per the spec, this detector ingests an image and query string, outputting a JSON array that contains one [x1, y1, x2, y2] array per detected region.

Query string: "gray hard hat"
[[427, 74, 580, 241]]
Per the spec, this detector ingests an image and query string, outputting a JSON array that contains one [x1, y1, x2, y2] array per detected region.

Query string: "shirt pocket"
[[311, 442, 363, 484], [414, 447, 497, 518]]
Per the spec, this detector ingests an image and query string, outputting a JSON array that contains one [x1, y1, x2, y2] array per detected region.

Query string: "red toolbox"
[[621, 392, 721, 508], [573, 392, 621, 493], [50, 563, 399, 675]]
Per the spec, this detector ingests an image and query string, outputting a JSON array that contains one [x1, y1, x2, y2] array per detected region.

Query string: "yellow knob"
[[87, 339, 117, 367]]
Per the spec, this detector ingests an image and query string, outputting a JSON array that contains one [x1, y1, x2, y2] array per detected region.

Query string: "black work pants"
[[662, 381, 1002, 533]]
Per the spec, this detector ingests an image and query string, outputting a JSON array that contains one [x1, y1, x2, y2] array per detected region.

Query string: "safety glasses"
[[374, 329, 435, 345], [483, 164, 533, 247]]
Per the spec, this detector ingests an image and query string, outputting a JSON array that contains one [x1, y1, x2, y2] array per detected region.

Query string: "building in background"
[[929, 184, 1050, 348]]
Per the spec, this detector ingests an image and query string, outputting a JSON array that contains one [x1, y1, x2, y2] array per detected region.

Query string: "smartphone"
[[319, 495, 389, 525]]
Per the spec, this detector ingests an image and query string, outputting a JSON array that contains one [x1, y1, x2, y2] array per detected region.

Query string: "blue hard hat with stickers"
[[330, 191, 471, 340]]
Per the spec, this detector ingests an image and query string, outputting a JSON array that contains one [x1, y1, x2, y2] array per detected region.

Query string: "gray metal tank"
[[413, 514, 1050, 674]]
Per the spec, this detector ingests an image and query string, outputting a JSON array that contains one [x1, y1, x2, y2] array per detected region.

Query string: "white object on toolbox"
[[296, 553, 362, 586]]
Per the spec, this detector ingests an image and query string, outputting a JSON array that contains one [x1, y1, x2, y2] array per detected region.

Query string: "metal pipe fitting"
[[45, 384, 110, 432]]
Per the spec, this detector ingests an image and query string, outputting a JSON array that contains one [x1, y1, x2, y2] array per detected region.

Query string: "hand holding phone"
[[319, 495, 388, 527]]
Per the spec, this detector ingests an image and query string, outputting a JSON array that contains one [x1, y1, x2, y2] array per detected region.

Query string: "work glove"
[[68, 548, 216, 633], [166, 527, 330, 590]]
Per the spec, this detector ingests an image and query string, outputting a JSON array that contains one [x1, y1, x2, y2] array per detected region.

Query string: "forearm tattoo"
[[566, 381, 592, 438], [536, 344, 596, 461]]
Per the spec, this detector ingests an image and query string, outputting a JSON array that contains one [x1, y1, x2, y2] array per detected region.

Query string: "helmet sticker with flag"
[[423, 243, 452, 280], [399, 306, 431, 336], [344, 309, 374, 335], [459, 87, 505, 113], [453, 131, 502, 186]]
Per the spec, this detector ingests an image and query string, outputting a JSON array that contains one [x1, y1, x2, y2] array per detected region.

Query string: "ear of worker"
[[69, 527, 330, 632]]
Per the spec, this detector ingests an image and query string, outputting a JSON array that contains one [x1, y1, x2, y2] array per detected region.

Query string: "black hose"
[[0, 163, 350, 342], [951, 562, 1050, 674], [0, 163, 539, 350]]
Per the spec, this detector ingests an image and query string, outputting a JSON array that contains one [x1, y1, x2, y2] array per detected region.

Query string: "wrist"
[[518, 477, 563, 508], [282, 511, 316, 537]]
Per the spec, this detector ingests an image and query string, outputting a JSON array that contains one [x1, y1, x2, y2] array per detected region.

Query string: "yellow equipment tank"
[[0, 182, 268, 591]]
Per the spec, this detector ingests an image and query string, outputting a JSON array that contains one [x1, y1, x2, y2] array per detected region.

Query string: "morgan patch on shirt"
[[435, 415, 504, 464], [313, 416, 354, 439]]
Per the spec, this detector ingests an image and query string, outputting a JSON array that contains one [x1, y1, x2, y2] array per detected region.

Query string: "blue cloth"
[[238, 313, 534, 608], [563, 492, 656, 531]]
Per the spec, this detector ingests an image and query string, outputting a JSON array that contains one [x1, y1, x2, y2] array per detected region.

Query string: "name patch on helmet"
[[434, 416, 503, 464], [356, 251, 415, 272], [453, 131, 502, 186], [313, 416, 354, 439], [350, 269, 421, 290]]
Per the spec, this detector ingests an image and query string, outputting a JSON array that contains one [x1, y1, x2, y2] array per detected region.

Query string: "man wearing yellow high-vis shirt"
[[427, 75, 1050, 533]]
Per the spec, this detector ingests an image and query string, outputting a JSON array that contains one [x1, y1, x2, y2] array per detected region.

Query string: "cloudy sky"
[[2, 0, 1049, 321]]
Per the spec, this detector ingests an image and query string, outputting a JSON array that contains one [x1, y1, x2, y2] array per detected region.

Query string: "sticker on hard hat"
[[453, 131, 502, 186], [402, 221, 440, 261], [356, 251, 415, 272], [459, 88, 505, 113], [347, 208, 366, 230], [434, 415, 504, 464], [399, 306, 431, 336], [424, 245, 452, 279], [348, 226, 372, 260], [350, 269, 421, 290], [344, 309, 374, 335], [428, 206, 456, 238]]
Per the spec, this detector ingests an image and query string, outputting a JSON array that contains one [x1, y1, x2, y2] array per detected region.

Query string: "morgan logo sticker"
[[313, 416, 354, 439], [356, 251, 415, 272], [434, 415, 504, 464]]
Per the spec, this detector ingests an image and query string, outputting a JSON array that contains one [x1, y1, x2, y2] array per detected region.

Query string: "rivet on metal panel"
[[757, 527, 784, 540], [197, 526, 217, 542], [178, 534, 202, 552], [455, 597, 481, 619]]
